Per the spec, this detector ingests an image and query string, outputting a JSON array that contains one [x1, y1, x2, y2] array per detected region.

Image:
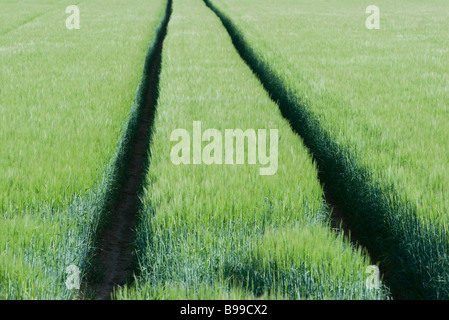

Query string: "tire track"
[[84, 0, 172, 300], [203, 0, 449, 300]]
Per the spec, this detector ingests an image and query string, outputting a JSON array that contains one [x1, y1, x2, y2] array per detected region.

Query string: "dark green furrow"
[[82, 0, 172, 299], [204, 0, 449, 300]]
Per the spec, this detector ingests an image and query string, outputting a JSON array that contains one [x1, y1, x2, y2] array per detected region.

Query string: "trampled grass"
[[115, 0, 388, 300], [0, 0, 166, 299], [208, 0, 449, 298]]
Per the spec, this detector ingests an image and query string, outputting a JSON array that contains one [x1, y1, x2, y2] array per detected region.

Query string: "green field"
[[0, 0, 165, 299], [209, 0, 449, 223], [115, 0, 386, 300], [208, 0, 449, 298], [1, 0, 448, 301]]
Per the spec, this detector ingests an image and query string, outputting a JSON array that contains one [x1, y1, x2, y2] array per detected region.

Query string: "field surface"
[[0, 0, 165, 299], [210, 0, 449, 223], [208, 0, 449, 298], [1, 0, 447, 301], [115, 0, 387, 300]]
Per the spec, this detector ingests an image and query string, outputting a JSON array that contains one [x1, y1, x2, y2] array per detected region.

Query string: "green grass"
[[115, 0, 388, 300], [0, 0, 165, 209], [208, 0, 449, 299], [210, 0, 449, 223], [3, 0, 444, 300], [0, 0, 166, 299], [0, 0, 64, 36]]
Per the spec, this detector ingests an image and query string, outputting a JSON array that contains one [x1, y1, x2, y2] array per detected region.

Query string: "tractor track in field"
[[202, 0, 375, 256], [202, 0, 393, 297], [323, 187, 371, 259], [204, 0, 449, 300], [84, 0, 171, 300]]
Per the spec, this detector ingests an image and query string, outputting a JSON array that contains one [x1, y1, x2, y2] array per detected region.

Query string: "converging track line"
[[202, 0, 448, 299], [84, 0, 172, 300]]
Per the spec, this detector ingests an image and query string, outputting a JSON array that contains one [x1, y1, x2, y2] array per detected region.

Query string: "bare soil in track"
[[203, 0, 392, 297], [324, 186, 372, 259], [92, 100, 154, 300], [85, 4, 170, 300]]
